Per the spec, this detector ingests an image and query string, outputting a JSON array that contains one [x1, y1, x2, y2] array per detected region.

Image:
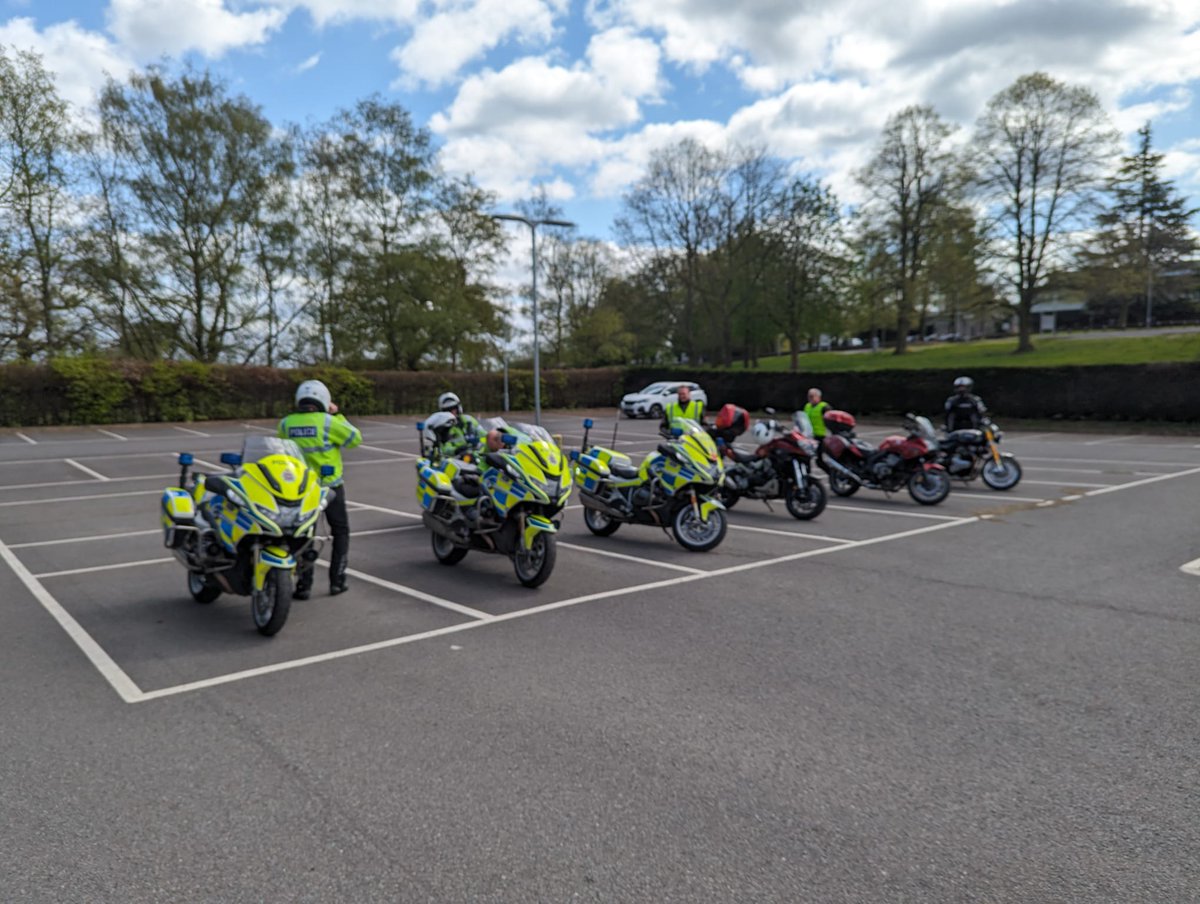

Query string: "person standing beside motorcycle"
[[663, 384, 706, 431], [803, 387, 830, 448], [436, 391, 482, 458], [279, 379, 362, 599], [944, 376, 988, 431]]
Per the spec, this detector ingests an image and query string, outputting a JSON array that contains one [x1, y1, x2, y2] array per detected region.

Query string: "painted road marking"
[[95, 428, 128, 441], [557, 541, 705, 575], [16, 432, 37, 444], [64, 459, 112, 481], [34, 558, 173, 579], [0, 489, 162, 508], [173, 426, 209, 437], [0, 536, 142, 703], [133, 515, 982, 702], [1019, 479, 1110, 488], [315, 561, 492, 620], [1179, 557, 1200, 577], [726, 523, 854, 544], [827, 503, 960, 521], [1084, 466, 1200, 497], [357, 444, 417, 458], [1083, 435, 1140, 446]]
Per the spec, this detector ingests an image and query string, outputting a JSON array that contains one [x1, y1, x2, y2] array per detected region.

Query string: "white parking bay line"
[[173, 426, 209, 437], [0, 489, 162, 508], [316, 561, 492, 620], [346, 501, 421, 519], [134, 515, 981, 703], [1023, 466, 1105, 474], [1085, 466, 1200, 497], [828, 503, 960, 521], [357, 444, 417, 458], [34, 557, 173, 579], [15, 432, 37, 444], [0, 537, 143, 703], [1084, 435, 1139, 446], [950, 492, 1049, 504], [1021, 455, 1200, 468], [10, 528, 161, 549], [95, 428, 128, 441], [1179, 557, 1200, 577], [557, 541, 705, 574], [727, 524, 854, 544], [1020, 478, 1110, 488], [65, 459, 111, 481]]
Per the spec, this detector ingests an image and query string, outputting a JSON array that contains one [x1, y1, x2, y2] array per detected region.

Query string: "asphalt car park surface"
[[2, 411, 1200, 901]]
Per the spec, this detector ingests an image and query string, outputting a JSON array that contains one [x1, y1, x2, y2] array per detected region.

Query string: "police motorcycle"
[[414, 413, 570, 588], [709, 406, 827, 521], [938, 417, 1022, 490], [161, 436, 332, 636], [572, 417, 728, 552]]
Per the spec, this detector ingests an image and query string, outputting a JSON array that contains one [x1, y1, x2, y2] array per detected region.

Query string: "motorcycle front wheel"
[[513, 533, 557, 588], [672, 502, 727, 552], [828, 471, 859, 497], [786, 480, 827, 521], [583, 506, 621, 536], [188, 569, 221, 604], [981, 454, 1022, 491], [908, 469, 951, 506], [251, 569, 291, 636], [431, 531, 469, 565]]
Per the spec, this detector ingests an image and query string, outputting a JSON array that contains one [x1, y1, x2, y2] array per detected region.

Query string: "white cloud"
[[291, 0, 421, 28], [392, 0, 565, 86], [106, 0, 286, 60], [296, 51, 322, 72], [0, 17, 135, 112]]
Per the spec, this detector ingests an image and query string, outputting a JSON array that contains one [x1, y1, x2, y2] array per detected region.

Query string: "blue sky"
[[8, 0, 1200, 243]]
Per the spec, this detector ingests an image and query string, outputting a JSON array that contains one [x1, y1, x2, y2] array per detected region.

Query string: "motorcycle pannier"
[[824, 410, 856, 436]]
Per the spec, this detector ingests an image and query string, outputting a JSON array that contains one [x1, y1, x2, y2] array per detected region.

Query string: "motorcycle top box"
[[823, 410, 856, 436]]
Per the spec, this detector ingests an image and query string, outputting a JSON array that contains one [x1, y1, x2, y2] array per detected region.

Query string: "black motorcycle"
[[938, 417, 1022, 490]]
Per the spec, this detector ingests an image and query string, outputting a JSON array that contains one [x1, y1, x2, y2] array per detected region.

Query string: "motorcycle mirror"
[[320, 464, 336, 479], [416, 421, 425, 431], [220, 452, 242, 468], [501, 433, 517, 446], [583, 418, 594, 429], [178, 453, 194, 466]]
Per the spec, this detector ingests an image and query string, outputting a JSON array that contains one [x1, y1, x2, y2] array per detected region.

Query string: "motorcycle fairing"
[[253, 545, 295, 592], [522, 514, 557, 550]]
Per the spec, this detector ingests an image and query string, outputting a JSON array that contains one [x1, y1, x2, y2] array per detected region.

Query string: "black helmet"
[[953, 376, 973, 393]]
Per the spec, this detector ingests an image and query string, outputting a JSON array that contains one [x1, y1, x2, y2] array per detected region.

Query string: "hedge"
[[1, 359, 1196, 426], [0, 359, 626, 426], [625, 363, 1200, 422]]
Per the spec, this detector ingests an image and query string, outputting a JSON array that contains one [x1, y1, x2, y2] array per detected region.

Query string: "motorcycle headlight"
[[272, 502, 305, 530]]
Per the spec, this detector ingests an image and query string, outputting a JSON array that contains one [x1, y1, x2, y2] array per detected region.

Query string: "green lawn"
[[747, 333, 1200, 372]]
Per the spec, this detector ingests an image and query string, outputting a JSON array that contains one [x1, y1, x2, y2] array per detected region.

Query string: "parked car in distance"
[[620, 381, 708, 419]]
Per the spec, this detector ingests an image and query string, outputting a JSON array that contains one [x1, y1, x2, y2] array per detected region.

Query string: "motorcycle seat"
[[947, 428, 984, 444], [608, 461, 641, 480]]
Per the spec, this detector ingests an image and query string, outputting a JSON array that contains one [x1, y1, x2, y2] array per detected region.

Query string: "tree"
[[0, 47, 78, 359], [616, 138, 724, 363], [856, 105, 961, 354], [762, 177, 845, 371], [97, 65, 287, 362], [1081, 122, 1197, 327], [973, 72, 1118, 352]]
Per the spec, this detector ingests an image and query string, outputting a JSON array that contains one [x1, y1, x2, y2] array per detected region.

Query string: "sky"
[[7, 0, 1200, 245]]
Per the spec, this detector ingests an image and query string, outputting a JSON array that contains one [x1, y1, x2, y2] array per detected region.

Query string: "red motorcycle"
[[818, 411, 951, 506], [707, 405, 827, 520]]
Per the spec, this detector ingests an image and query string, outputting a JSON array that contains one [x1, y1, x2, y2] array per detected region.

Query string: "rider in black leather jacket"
[[944, 376, 987, 432]]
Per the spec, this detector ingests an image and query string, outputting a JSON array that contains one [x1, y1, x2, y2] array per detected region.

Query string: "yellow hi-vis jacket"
[[278, 410, 362, 487]]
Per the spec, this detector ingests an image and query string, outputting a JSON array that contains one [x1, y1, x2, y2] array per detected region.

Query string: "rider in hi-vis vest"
[[663, 384, 705, 430], [278, 379, 362, 599]]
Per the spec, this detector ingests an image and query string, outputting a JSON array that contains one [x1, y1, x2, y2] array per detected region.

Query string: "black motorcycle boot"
[[329, 558, 349, 596], [294, 568, 313, 600]]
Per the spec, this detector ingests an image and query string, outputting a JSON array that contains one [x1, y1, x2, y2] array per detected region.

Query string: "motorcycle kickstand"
[[763, 498, 775, 512]]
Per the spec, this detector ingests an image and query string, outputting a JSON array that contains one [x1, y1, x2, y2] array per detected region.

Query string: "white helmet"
[[438, 391, 461, 412], [751, 420, 776, 445], [423, 410, 457, 443], [295, 379, 331, 412]]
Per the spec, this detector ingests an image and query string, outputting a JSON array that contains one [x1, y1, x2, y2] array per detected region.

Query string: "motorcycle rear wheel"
[[786, 481, 827, 521], [908, 469, 951, 506], [251, 569, 291, 637], [828, 471, 859, 497], [583, 506, 621, 536], [513, 533, 557, 587], [672, 503, 727, 552], [188, 570, 221, 604], [431, 531, 469, 565], [981, 454, 1022, 491]]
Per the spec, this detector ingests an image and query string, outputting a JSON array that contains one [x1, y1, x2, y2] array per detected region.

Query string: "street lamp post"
[[491, 213, 575, 426]]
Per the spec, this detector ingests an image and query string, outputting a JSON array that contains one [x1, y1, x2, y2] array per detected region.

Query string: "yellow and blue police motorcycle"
[[414, 414, 570, 588], [572, 417, 728, 552], [160, 436, 332, 636]]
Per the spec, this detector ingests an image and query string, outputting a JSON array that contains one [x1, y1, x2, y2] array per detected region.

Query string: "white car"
[[619, 381, 708, 419]]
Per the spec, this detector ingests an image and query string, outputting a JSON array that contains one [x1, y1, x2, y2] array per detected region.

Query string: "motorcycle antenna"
[[416, 420, 426, 458], [611, 418, 619, 450]]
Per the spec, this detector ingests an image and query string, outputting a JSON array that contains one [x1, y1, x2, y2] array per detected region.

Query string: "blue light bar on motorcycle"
[[178, 453, 193, 466], [583, 418, 593, 429], [220, 452, 242, 467], [416, 421, 425, 431], [568, 450, 579, 461], [671, 427, 683, 437], [502, 433, 517, 446]]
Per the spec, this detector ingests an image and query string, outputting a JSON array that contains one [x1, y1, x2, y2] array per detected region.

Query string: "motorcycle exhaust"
[[820, 453, 862, 483], [580, 492, 627, 520]]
